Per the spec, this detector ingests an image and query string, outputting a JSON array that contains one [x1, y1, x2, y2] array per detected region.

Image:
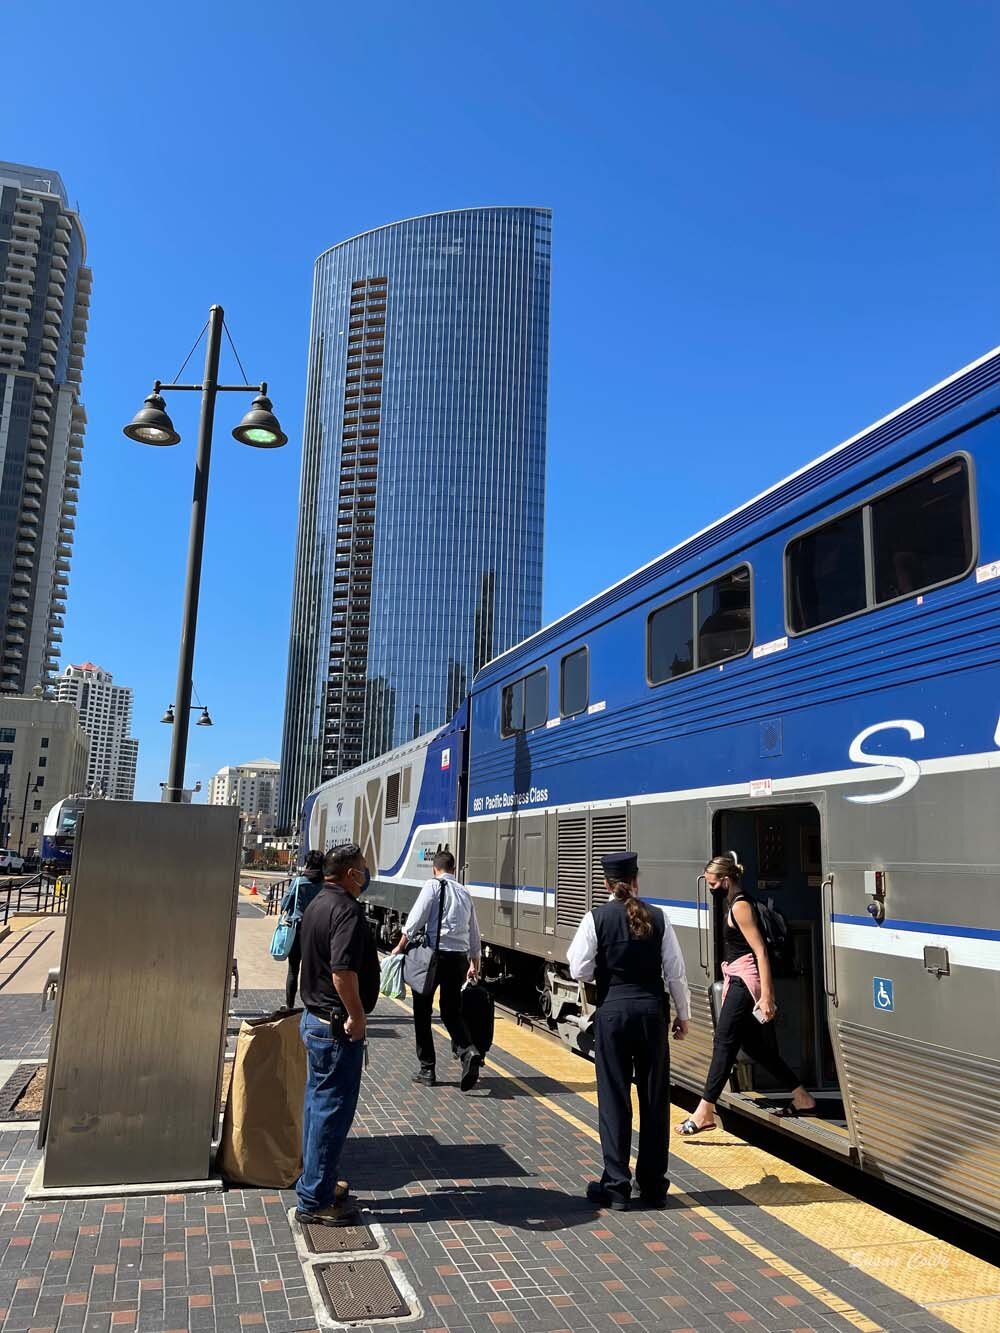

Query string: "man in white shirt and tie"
[[391, 851, 483, 1091]]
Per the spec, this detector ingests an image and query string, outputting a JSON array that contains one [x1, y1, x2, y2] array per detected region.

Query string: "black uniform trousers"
[[413, 949, 474, 1070], [594, 997, 669, 1202], [703, 976, 800, 1103]]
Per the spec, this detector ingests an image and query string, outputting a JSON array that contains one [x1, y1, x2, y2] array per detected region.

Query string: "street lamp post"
[[18, 773, 40, 857], [123, 305, 286, 802]]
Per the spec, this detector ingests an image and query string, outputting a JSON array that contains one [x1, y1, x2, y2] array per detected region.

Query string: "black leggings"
[[285, 934, 302, 1009], [703, 976, 801, 1103]]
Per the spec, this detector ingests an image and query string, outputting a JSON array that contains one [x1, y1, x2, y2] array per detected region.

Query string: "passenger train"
[[301, 346, 1000, 1233], [41, 796, 84, 870]]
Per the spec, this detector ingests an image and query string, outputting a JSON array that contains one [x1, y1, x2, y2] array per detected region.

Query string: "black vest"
[[593, 899, 666, 1006]]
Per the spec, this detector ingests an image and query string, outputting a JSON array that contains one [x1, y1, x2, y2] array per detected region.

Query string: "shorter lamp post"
[[122, 303, 285, 803], [18, 775, 41, 857]]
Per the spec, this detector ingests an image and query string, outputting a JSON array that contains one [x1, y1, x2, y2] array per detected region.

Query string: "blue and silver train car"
[[301, 705, 467, 947], [303, 345, 1000, 1231], [466, 346, 1000, 1231], [41, 796, 84, 870]]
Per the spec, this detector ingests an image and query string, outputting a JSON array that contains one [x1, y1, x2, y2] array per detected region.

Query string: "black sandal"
[[770, 1104, 818, 1118], [676, 1117, 717, 1136]]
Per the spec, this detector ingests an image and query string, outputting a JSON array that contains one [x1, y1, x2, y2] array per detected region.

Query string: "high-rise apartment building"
[[0, 163, 89, 696], [278, 208, 551, 828], [208, 760, 280, 822], [56, 662, 139, 800]]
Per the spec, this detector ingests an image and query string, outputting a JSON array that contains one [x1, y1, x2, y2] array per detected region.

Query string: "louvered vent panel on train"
[[555, 816, 588, 929], [590, 810, 629, 909], [839, 1020, 1000, 1231]]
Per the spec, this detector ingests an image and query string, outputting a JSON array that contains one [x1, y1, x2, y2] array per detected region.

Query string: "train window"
[[501, 679, 524, 737], [872, 459, 972, 604], [647, 594, 694, 685], [698, 566, 752, 666], [401, 766, 412, 806], [384, 771, 401, 821], [502, 667, 549, 735], [787, 510, 866, 632], [524, 667, 548, 730], [560, 647, 588, 717]]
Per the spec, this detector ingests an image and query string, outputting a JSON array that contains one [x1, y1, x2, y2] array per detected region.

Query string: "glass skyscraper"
[[278, 207, 551, 829]]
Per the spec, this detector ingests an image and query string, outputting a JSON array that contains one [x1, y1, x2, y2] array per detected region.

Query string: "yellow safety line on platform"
[[486, 1008, 1000, 1333], [387, 996, 1000, 1333], [387, 997, 882, 1333]]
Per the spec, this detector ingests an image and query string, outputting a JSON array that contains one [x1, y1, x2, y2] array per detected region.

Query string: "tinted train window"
[[501, 667, 548, 736], [698, 567, 751, 666], [560, 648, 588, 717], [872, 459, 972, 604], [524, 668, 548, 730], [787, 510, 866, 632], [501, 679, 524, 737], [648, 594, 694, 684]]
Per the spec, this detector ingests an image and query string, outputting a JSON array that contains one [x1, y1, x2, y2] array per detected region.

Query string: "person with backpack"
[[676, 851, 816, 1136], [280, 850, 326, 1010]]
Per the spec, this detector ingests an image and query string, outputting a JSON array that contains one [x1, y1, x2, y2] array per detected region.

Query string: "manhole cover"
[[316, 1259, 409, 1322], [0, 1063, 44, 1119], [303, 1222, 377, 1255]]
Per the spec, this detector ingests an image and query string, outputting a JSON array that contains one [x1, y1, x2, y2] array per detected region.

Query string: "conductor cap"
[[602, 850, 638, 880]]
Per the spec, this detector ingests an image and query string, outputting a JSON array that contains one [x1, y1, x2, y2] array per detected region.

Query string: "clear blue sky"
[[6, 1, 998, 801]]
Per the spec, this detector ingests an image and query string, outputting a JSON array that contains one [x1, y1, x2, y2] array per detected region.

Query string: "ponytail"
[[610, 879, 653, 938], [705, 850, 744, 884]]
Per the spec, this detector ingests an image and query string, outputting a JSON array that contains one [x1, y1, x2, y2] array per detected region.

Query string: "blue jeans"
[[296, 1010, 365, 1213]]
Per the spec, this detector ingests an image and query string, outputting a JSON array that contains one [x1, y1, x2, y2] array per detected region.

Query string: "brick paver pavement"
[[0, 980, 961, 1333]]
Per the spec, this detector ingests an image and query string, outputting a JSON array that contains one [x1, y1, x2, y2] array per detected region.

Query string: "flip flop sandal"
[[770, 1105, 818, 1118], [676, 1117, 717, 1135]]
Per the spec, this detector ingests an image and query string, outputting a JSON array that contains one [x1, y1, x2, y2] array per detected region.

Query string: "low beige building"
[[0, 689, 89, 859]]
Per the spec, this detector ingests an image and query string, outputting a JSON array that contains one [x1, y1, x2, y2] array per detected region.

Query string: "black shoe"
[[412, 1068, 436, 1086], [585, 1181, 629, 1211], [295, 1199, 360, 1227], [460, 1050, 482, 1091], [638, 1192, 668, 1209]]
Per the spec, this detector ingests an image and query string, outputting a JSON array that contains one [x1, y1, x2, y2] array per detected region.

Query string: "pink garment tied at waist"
[[721, 952, 761, 1007]]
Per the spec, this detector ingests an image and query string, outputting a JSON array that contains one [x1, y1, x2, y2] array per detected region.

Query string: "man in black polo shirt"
[[295, 842, 379, 1226]]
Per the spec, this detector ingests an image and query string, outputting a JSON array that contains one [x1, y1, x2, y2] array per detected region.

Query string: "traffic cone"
[[249, 879, 258, 896]]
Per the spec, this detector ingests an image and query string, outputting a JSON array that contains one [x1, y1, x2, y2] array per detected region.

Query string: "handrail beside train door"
[[696, 874, 710, 974], [821, 873, 838, 1006]]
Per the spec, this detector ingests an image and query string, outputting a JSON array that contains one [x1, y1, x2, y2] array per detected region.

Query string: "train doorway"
[[712, 804, 842, 1105]]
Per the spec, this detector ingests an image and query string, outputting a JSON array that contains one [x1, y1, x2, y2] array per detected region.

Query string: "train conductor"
[[568, 851, 690, 1210]]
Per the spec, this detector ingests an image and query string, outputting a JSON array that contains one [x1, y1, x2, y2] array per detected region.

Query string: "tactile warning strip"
[[0, 1063, 41, 1118], [302, 1221, 377, 1255], [316, 1259, 410, 1322]]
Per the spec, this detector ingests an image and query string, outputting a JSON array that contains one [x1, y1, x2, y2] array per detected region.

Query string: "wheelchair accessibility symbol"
[[873, 977, 894, 1012]]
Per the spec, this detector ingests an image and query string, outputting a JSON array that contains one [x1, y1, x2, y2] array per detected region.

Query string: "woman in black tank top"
[[676, 852, 816, 1136]]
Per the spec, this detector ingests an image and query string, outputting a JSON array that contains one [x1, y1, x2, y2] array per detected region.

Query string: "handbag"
[[269, 879, 300, 961], [402, 878, 447, 997], [379, 952, 405, 999]]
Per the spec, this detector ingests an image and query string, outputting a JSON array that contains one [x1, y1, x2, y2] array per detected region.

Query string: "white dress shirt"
[[567, 903, 691, 1020], [404, 875, 482, 957]]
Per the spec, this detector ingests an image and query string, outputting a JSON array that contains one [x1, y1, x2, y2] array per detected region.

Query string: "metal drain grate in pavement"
[[302, 1221, 377, 1255], [316, 1260, 410, 1322]]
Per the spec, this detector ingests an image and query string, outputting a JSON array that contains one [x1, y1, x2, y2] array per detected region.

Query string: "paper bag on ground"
[[218, 1010, 305, 1188]]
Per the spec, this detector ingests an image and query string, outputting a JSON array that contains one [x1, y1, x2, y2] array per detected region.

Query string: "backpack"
[[731, 893, 790, 971]]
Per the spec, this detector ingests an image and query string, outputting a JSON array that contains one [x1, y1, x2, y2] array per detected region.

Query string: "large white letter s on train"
[[845, 719, 925, 804]]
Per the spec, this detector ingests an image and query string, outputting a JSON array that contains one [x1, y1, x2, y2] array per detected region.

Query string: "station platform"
[[0, 914, 998, 1333]]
